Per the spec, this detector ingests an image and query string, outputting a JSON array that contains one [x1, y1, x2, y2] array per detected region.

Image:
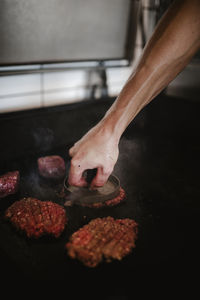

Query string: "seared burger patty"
[[66, 216, 138, 267], [84, 187, 126, 208], [0, 171, 20, 199], [5, 197, 67, 238], [37, 155, 66, 180], [64, 187, 125, 208]]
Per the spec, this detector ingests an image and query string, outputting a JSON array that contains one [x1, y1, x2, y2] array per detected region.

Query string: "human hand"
[[68, 123, 119, 188]]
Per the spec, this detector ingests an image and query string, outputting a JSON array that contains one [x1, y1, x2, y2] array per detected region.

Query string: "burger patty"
[[83, 187, 126, 208], [37, 155, 66, 180], [64, 187, 125, 208], [0, 171, 20, 199], [5, 197, 67, 238], [66, 216, 138, 267]]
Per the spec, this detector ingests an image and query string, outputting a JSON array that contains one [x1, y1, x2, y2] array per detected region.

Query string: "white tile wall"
[[0, 94, 41, 113], [0, 66, 135, 113], [42, 70, 88, 107], [107, 66, 133, 96], [0, 74, 42, 113], [0, 45, 142, 114], [43, 86, 87, 107], [43, 70, 87, 90], [0, 74, 41, 96]]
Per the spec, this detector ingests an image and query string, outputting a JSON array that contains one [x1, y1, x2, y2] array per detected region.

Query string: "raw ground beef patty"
[[66, 216, 138, 267], [5, 197, 67, 238], [0, 171, 20, 198], [37, 155, 66, 180]]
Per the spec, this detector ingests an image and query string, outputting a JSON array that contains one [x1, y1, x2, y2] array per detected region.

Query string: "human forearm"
[[68, 0, 200, 187], [101, 0, 200, 140]]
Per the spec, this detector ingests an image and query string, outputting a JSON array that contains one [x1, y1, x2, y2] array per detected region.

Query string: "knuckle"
[[69, 148, 74, 157], [70, 158, 80, 168], [93, 177, 106, 187], [103, 164, 113, 176], [68, 177, 74, 186], [94, 182, 104, 187], [103, 170, 111, 178]]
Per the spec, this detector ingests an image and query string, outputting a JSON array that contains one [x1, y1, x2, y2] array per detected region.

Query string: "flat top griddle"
[[0, 95, 200, 290]]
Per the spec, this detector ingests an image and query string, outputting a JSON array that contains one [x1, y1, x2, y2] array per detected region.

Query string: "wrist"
[[98, 111, 125, 144]]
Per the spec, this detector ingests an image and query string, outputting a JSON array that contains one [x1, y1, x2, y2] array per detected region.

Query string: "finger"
[[69, 146, 75, 157], [68, 170, 87, 187], [68, 161, 87, 187], [90, 167, 111, 188]]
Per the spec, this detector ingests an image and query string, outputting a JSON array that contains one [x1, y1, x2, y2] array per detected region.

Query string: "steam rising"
[[32, 127, 54, 152], [23, 168, 61, 202], [114, 136, 145, 186]]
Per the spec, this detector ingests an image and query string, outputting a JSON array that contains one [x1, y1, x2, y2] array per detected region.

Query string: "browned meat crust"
[[0, 171, 20, 199], [37, 155, 66, 180], [5, 197, 67, 238], [66, 216, 138, 267], [83, 187, 126, 208]]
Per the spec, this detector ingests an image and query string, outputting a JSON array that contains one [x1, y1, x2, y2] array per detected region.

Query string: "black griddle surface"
[[0, 95, 199, 291]]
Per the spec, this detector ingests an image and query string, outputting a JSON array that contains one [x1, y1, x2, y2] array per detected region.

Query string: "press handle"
[[84, 168, 97, 185]]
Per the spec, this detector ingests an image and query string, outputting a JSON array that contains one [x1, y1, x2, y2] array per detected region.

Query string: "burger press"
[[63, 169, 120, 206]]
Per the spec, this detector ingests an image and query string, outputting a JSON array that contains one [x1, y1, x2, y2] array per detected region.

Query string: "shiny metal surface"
[[64, 174, 120, 205], [0, 0, 138, 65]]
